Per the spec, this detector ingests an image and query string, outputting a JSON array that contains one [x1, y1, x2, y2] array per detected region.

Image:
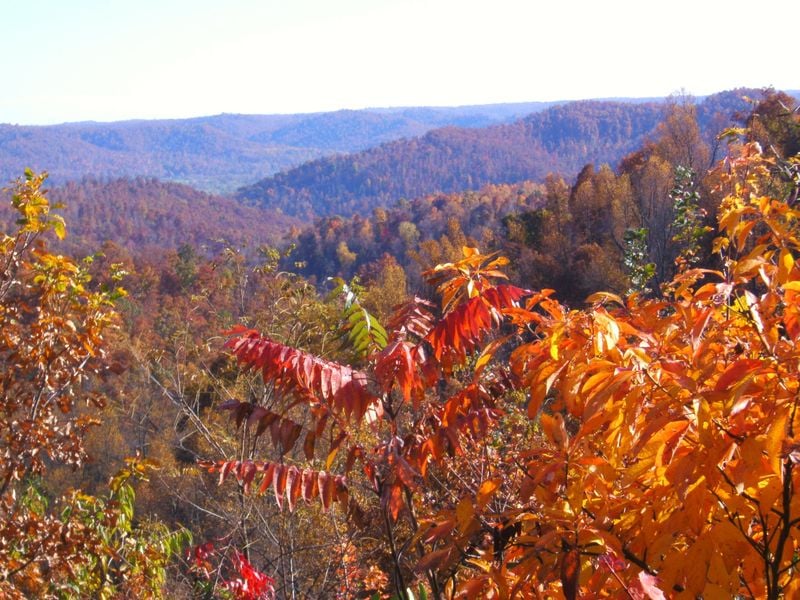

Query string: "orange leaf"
[[476, 479, 501, 510], [540, 413, 567, 448], [714, 359, 762, 392], [560, 546, 580, 600], [415, 547, 453, 573], [690, 307, 714, 351], [384, 483, 404, 521]]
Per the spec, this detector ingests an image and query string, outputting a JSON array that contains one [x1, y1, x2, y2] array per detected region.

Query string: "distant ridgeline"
[[0, 102, 556, 194], [236, 89, 768, 219], [3, 91, 790, 201]]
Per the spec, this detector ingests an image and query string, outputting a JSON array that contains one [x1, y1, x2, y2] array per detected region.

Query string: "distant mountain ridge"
[[3, 89, 793, 202], [236, 90, 760, 219], [0, 102, 557, 193]]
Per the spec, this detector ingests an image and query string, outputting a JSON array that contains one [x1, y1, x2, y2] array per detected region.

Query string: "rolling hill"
[[236, 90, 756, 219], [0, 102, 556, 193]]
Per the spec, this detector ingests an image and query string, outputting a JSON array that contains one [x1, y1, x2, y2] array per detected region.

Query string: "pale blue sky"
[[1, 0, 796, 125]]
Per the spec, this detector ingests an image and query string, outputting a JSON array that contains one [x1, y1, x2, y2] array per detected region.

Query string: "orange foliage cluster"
[[209, 137, 800, 598]]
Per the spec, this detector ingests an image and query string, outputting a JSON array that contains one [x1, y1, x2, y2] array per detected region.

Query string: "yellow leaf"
[[683, 535, 712, 595], [577, 529, 606, 550], [473, 336, 509, 377], [782, 569, 800, 597], [52, 216, 66, 240], [706, 543, 730, 587], [586, 291, 624, 306], [593, 309, 619, 353], [550, 327, 562, 360], [778, 248, 795, 284], [567, 481, 583, 513], [466, 557, 492, 573]]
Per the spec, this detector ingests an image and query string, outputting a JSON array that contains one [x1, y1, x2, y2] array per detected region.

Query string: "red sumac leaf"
[[270, 417, 282, 448], [319, 471, 334, 512], [301, 469, 317, 503], [299, 355, 311, 386], [320, 365, 331, 399], [220, 460, 236, 485], [345, 445, 363, 472], [335, 475, 349, 505], [238, 461, 257, 492], [279, 419, 302, 454], [234, 403, 251, 429], [255, 410, 278, 439], [223, 323, 252, 337], [285, 466, 299, 512], [247, 406, 268, 429], [303, 430, 316, 460], [258, 463, 276, 495], [314, 411, 329, 437], [273, 464, 286, 510], [330, 368, 342, 398]]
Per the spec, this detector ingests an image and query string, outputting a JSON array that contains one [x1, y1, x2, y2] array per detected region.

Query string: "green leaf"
[[334, 287, 387, 358]]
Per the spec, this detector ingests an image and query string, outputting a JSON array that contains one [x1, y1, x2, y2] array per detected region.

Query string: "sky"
[[1, 0, 797, 125]]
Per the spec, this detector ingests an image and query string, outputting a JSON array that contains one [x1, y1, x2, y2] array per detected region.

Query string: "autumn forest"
[[2, 88, 800, 599]]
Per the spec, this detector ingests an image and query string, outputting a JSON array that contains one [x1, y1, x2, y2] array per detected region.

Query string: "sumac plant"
[[205, 142, 800, 598], [189, 541, 276, 600], [202, 248, 528, 598]]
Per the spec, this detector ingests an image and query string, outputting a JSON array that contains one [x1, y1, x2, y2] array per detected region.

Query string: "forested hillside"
[[281, 90, 799, 303], [0, 102, 554, 193], [236, 90, 756, 219], [0, 177, 297, 256]]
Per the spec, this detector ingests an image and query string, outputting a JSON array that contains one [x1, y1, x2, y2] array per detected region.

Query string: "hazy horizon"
[[2, 0, 797, 125], [0, 93, 692, 127]]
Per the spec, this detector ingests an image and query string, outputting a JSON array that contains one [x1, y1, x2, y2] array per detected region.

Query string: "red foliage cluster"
[[189, 542, 276, 600]]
